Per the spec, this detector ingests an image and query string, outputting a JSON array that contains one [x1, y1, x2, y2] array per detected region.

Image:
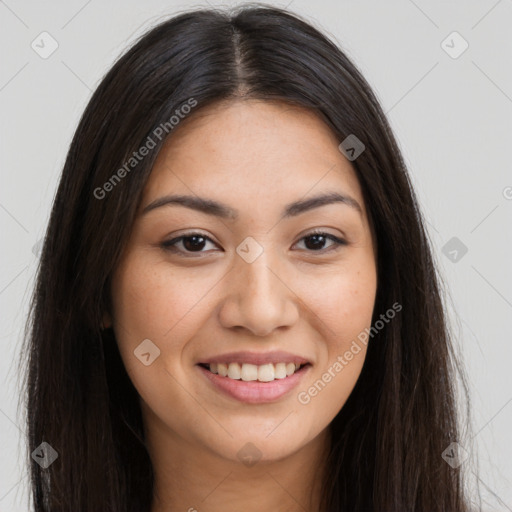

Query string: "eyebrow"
[[141, 191, 363, 220]]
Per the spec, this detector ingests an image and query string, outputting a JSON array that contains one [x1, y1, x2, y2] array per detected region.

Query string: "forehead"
[[141, 99, 367, 221]]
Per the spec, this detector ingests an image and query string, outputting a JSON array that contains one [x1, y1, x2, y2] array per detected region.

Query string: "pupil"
[[184, 235, 205, 251], [305, 234, 325, 250], [181, 235, 327, 252]]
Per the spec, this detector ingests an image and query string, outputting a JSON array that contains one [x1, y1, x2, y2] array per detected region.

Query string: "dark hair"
[[19, 3, 477, 510]]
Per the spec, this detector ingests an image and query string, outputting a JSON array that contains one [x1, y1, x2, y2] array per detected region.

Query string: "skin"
[[105, 99, 378, 512]]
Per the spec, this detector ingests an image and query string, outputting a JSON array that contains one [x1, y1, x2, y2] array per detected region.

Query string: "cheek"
[[294, 258, 376, 418], [109, 253, 230, 400], [109, 256, 201, 411], [111, 254, 213, 341], [301, 257, 377, 342]]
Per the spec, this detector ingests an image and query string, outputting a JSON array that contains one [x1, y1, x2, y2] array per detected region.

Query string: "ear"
[[102, 311, 112, 329]]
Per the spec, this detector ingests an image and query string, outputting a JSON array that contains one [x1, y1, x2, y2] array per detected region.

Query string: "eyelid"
[[161, 229, 347, 256], [293, 229, 347, 253], [160, 231, 219, 254]]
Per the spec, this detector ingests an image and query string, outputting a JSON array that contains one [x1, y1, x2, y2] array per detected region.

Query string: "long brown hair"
[[19, 4, 476, 510]]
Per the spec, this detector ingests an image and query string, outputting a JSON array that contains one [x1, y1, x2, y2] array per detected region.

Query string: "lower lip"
[[197, 364, 311, 404]]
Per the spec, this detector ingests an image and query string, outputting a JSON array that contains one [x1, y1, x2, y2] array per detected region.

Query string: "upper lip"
[[198, 350, 312, 366]]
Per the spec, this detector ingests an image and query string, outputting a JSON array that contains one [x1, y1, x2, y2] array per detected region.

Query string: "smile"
[[196, 362, 312, 404], [199, 362, 309, 382]]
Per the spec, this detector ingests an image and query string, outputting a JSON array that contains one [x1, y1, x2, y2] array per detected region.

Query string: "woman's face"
[[108, 99, 377, 464]]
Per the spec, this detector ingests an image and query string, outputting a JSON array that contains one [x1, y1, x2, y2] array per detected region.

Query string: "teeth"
[[241, 364, 258, 381], [206, 361, 306, 382], [274, 363, 287, 379], [258, 363, 274, 382], [227, 362, 241, 380]]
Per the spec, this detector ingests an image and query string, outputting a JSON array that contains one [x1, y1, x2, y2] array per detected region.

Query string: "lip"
[[197, 363, 312, 404], [198, 350, 311, 366]]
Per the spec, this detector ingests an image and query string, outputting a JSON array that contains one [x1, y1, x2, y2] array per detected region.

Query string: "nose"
[[217, 249, 300, 337]]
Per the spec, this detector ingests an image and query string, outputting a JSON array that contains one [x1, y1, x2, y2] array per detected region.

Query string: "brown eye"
[[294, 231, 347, 252], [161, 233, 218, 255], [161, 230, 346, 257]]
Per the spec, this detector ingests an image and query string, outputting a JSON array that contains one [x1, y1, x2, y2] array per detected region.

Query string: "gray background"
[[1, 0, 511, 510]]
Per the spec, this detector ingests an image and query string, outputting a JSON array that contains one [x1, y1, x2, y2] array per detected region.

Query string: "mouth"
[[196, 362, 312, 404], [197, 362, 311, 382]]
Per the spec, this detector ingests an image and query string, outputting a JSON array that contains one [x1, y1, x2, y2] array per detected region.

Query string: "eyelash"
[[160, 229, 347, 257]]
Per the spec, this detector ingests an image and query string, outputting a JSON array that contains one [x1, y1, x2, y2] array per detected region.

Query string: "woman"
[[20, 4, 476, 511]]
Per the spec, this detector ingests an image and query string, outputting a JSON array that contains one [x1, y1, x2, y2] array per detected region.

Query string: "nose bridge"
[[236, 233, 280, 292], [242, 248, 278, 298], [218, 241, 298, 335]]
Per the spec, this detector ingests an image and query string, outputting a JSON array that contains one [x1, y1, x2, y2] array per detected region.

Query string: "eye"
[[161, 232, 218, 255], [161, 229, 347, 256], [293, 230, 347, 253]]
